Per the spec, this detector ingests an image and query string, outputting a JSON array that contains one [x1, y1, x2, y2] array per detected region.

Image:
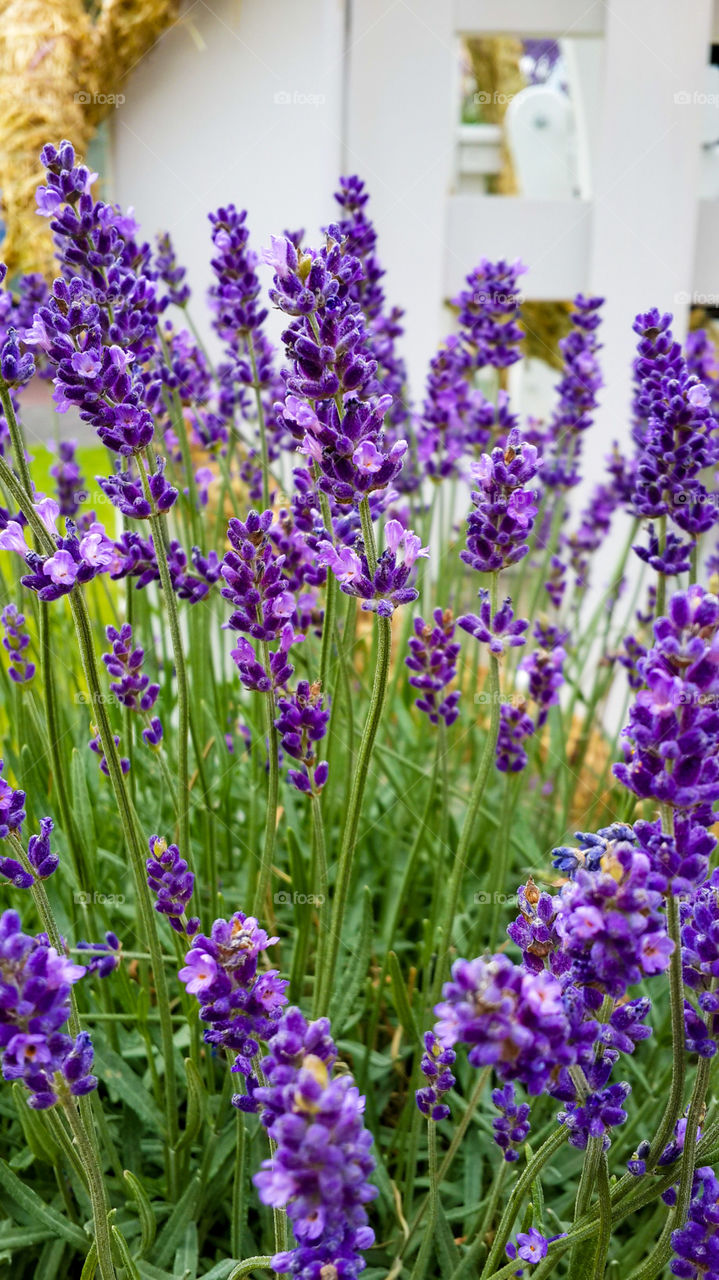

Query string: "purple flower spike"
[[27, 818, 58, 879], [146, 836, 195, 934], [318, 518, 427, 617], [416, 1030, 456, 1121], [458, 590, 529, 656], [76, 933, 121, 978], [1, 605, 35, 685], [0, 907, 94, 1109], [406, 609, 460, 726], [252, 1006, 377, 1279], [432, 953, 574, 1095], [179, 912, 288, 1072], [0, 328, 35, 388], [461, 430, 542, 575], [491, 1082, 531, 1162], [0, 760, 25, 838], [274, 680, 330, 794], [50, 441, 86, 518]]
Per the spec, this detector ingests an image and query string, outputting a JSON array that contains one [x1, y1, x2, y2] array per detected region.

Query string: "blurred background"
[[2, 0, 719, 515]]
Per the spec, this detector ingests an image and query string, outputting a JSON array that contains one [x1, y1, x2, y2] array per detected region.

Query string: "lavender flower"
[[267, 228, 407, 506], [0, 760, 25, 838], [0, 327, 35, 389], [496, 699, 535, 772], [614, 587, 719, 821], [554, 842, 673, 998], [458, 590, 529, 655], [432, 954, 575, 1094], [221, 510, 297, 642], [252, 1006, 377, 1280], [0, 908, 95, 1108], [76, 933, 121, 978], [274, 680, 330, 794], [461, 431, 541, 574], [406, 609, 460, 726], [680, 867, 719, 1057], [318, 519, 427, 617], [670, 1165, 719, 1277], [27, 817, 58, 879], [146, 837, 198, 935], [506, 1228, 550, 1267], [1, 604, 35, 684], [50, 441, 86, 518], [179, 912, 288, 1076], [520, 640, 566, 728], [456, 258, 526, 370], [558, 1079, 631, 1150], [542, 294, 603, 490], [491, 1082, 531, 1162], [416, 1031, 456, 1121], [155, 231, 190, 309]]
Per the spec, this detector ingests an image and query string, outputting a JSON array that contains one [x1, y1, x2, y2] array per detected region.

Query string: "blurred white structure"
[[109, 0, 719, 507]]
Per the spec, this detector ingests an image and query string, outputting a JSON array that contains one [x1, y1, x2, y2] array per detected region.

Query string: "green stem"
[[435, 572, 501, 980], [479, 1127, 568, 1278], [139, 452, 191, 870], [410, 1122, 439, 1280], [248, 335, 271, 511], [310, 792, 329, 1016], [315, 498, 391, 1013], [644, 807, 686, 1172], [253, 642, 280, 916], [61, 1099, 116, 1280]]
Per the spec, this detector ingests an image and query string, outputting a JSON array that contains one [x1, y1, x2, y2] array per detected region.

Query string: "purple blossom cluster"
[[274, 680, 330, 793], [459, 591, 528, 655], [405, 609, 461, 726], [614, 586, 719, 821], [253, 1006, 377, 1280], [491, 1082, 531, 1162], [631, 309, 719, 574], [0, 497, 115, 602], [432, 954, 575, 1095], [1, 603, 35, 684], [50, 440, 86, 517], [146, 836, 198, 935], [460, 431, 541, 575], [542, 294, 604, 489], [102, 623, 163, 747], [318, 519, 427, 616], [670, 1164, 719, 1278], [0, 909, 96, 1108], [179, 913, 288, 1078], [416, 1030, 456, 1121], [680, 867, 719, 1057]]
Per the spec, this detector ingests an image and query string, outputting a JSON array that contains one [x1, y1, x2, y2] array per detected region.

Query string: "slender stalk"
[[479, 1126, 568, 1278], [315, 498, 391, 1013], [410, 1122, 439, 1280], [253, 641, 280, 916], [310, 792, 329, 1016], [248, 335, 271, 511], [139, 452, 191, 869], [62, 1098, 116, 1280], [435, 572, 501, 982], [643, 807, 686, 1171]]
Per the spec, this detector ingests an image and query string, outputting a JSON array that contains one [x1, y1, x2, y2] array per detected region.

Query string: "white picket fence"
[[109, 0, 719, 498]]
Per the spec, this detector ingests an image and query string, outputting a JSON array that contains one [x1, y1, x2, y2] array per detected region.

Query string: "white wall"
[[110, 0, 347, 355]]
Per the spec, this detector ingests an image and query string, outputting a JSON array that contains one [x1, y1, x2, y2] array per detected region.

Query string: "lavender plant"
[[0, 139, 716, 1280]]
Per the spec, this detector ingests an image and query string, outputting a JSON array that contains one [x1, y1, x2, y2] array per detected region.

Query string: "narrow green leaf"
[[94, 1044, 164, 1134], [330, 885, 373, 1034], [71, 746, 96, 850], [153, 1175, 200, 1268], [123, 1168, 156, 1258], [177, 1058, 206, 1153], [112, 1225, 142, 1280], [173, 1222, 199, 1280], [387, 950, 420, 1042], [0, 1157, 88, 1249], [80, 1239, 98, 1280], [11, 1083, 59, 1165]]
